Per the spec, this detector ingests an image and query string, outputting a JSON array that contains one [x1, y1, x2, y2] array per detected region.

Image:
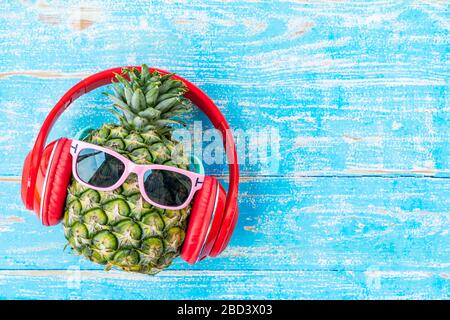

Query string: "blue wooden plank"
[[0, 270, 447, 300], [0, 78, 449, 176], [0, 178, 448, 274], [0, 1, 448, 75], [0, 0, 449, 300], [0, 1, 448, 177]]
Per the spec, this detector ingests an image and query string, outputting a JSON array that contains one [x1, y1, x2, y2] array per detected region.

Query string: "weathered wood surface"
[[0, 0, 449, 299]]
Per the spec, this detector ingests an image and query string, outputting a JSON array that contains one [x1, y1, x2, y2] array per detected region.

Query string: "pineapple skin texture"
[[63, 123, 190, 275]]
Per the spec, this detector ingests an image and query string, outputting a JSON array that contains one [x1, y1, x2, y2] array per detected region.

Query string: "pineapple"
[[63, 65, 192, 275]]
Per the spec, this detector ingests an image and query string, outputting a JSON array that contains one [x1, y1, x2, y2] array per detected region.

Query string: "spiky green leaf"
[[124, 87, 133, 105], [115, 74, 131, 89], [156, 92, 179, 103], [159, 79, 182, 95], [154, 119, 182, 127], [160, 73, 174, 82], [131, 89, 145, 112], [141, 64, 150, 80], [112, 82, 124, 99], [103, 92, 130, 111], [154, 97, 179, 113], [138, 108, 161, 119], [105, 65, 192, 132], [133, 117, 148, 130], [145, 86, 159, 106]]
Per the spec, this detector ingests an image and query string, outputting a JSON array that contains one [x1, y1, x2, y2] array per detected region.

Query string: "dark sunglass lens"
[[143, 169, 192, 207], [76, 148, 125, 188]]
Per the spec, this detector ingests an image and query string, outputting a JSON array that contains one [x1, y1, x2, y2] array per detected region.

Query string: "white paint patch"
[[20, 0, 104, 31], [295, 136, 333, 147], [365, 270, 433, 280], [6, 243, 62, 254], [242, 18, 268, 35], [342, 135, 383, 145], [344, 167, 438, 176], [0, 70, 90, 80], [0, 216, 25, 233], [391, 121, 403, 131]]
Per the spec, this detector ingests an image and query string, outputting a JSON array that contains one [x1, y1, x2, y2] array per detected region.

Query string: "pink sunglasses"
[[69, 139, 205, 210]]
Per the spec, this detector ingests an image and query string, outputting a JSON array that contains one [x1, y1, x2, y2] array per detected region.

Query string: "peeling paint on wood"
[[0, 269, 447, 300], [0, 0, 449, 299], [20, 0, 101, 31], [0, 71, 91, 80]]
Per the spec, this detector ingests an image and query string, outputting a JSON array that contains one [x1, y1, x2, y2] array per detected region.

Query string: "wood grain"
[[0, 270, 447, 300], [0, 0, 448, 299], [1, 78, 449, 177], [0, 178, 448, 274]]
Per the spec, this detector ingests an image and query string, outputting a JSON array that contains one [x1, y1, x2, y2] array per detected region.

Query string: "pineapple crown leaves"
[[103, 64, 192, 134]]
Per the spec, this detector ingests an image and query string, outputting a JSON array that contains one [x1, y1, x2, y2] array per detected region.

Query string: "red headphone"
[[21, 66, 239, 264]]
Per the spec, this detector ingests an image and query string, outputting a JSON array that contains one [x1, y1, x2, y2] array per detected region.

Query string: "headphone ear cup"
[[181, 176, 225, 264], [35, 138, 73, 226], [198, 182, 226, 260], [209, 202, 238, 257], [21, 152, 33, 210]]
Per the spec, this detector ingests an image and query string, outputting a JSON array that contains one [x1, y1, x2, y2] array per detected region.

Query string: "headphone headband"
[[25, 67, 239, 231]]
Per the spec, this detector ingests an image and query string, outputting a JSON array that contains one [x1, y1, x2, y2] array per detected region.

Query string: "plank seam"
[[4, 175, 450, 182], [0, 269, 447, 278]]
